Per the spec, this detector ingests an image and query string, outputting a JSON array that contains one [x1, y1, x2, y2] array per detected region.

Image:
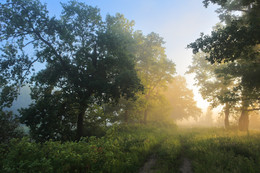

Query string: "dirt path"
[[139, 154, 193, 173], [139, 155, 157, 173], [139, 137, 193, 173], [179, 157, 193, 173], [179, 136, 193, 173]]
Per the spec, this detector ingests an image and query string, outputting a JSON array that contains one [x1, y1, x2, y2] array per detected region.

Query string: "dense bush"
[[0, 123, 177, 173], [2, 124, 259, 173]]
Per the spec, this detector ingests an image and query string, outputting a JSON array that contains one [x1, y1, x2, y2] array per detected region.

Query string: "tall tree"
[[187, 52, 239, 129], [0, 0, 142, 140], [163, 76, 202, 121], [188, 0, 260, 131], [134, 31, 176, 123], [212, 59, 260, 130]]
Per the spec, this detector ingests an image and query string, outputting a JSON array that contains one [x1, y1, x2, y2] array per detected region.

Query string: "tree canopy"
[[190, 0, 260, 63], [187, 52, 239, 128], [188, 0, 260, 131], [0, 0, 143, 140], [134, 31, 176, 123]]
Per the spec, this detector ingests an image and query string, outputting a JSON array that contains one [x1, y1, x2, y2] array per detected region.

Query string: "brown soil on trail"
[[179, 157, 193, 173], [139, 143, 193, 173], [139, 155, 157, 173]]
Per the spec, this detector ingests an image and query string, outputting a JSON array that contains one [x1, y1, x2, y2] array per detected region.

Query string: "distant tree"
[[134, 31, 176, 123], [187, 52, 239, 129], [0, 0, 142, 140], [188, 0, 260, 131], [163, 76, 202, 121], [102, 31, 176, 124]]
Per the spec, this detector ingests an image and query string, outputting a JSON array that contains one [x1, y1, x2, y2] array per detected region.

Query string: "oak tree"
[[0, 0, 142, 140], [134, 31, 176, 123], [188, 0, 260, 131], [187, 52, 239, 129]]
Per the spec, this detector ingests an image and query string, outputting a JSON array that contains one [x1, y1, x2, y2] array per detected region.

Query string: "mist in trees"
[[188, 0, 260, 131], [0, 0, 259, 145], [187, 52, 239, 129], [162, 76, 202, 121], [1, 1, 260, 172], [0, 0, 201, 142], [134, 31, 176, 124]]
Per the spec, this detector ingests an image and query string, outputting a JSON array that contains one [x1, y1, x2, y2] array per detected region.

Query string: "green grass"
[[142, 128, 260, 173], [1, 125, 260, 173], [181, 128, 260, 173]]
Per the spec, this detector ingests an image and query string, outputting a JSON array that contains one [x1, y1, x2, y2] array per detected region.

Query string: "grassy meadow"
[[1, 124, 260, 173]]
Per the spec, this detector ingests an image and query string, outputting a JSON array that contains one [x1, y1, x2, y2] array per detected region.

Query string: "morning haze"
[[0, 0, 259, 172]]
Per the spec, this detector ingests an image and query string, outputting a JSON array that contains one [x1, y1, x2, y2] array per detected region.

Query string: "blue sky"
[[41, 0, 219, 75], [40, 0, 220, 111]]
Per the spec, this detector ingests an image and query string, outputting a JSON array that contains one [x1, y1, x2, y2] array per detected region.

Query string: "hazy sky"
[[41, 0, 220, 112]]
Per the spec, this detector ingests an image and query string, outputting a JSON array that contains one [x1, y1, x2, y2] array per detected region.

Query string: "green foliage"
[[103, 97, 144, 124], [0, 123, 177, 173], [188, 0, 260, 92], [19, 90, 78, 142], [183, 129, 260, 173], [0, 110, 24, 144], [101, 31, 177, 124], [187, 52, 240, 128], [187, 52, 238, 107], [188, 0, 260, 130], [191, 0, 260, 63], [188, 0, 260, 93], [2, 125, 260, 173], [134, 31, 176, 123], [0, 0, 143, 140], [0, 86, 19, 109]]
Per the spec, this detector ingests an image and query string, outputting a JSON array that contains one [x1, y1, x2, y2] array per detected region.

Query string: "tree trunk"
[[224, 103, 230, 129], [76, 107, 86, 140], [143, 109, 148, 124], [238, 109, 249, 131], [238, 99, 249, 131]]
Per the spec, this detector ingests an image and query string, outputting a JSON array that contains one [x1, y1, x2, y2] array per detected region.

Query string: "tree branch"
[[23, 39, 36, 47]]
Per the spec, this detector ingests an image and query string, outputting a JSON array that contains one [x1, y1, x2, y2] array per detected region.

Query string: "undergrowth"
[[1, 125, 260, 173]]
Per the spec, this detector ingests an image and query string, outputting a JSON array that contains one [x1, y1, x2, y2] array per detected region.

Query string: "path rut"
[[179, 157, 193, 173], [139, 155, 157, 173]]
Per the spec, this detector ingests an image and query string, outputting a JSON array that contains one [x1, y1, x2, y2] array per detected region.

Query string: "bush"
[[0, 123, 177, 172]]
